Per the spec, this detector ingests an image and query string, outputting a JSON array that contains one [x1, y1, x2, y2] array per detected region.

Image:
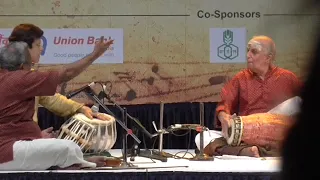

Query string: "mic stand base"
[[119, 161, 136, 168], [130, 149, 169, 162], [128, 145, 173, 162], [149, 149, 174, 159]]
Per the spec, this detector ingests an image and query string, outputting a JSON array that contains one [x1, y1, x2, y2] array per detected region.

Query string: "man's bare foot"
[[85, 156, 122, 167], [49, 156, 107, 170], [239, 146, 260, 157]]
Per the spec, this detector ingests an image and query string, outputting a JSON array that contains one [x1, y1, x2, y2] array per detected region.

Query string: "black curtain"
[[38, 102, 219, 150]]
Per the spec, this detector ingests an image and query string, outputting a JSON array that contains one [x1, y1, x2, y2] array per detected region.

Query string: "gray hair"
[[0, 42, 31, 71]]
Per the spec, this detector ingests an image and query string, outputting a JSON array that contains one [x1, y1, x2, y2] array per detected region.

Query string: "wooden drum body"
[[226, 113, 294, 150]]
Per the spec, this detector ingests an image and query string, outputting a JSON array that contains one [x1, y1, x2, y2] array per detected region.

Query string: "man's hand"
[[94, 113, 115, 121], [77, 106, 115, 121], [77, 106, 94, 119], [41, 127, 59, 138], [92, 36, 114, 58], [218, 111, 233, 138]]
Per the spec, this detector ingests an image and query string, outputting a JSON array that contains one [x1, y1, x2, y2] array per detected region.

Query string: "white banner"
[[210, 28, 246, 63], [0, 28, 124, 64]]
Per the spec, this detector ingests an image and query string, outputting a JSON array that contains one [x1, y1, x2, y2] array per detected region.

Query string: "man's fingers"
[[92, 112, 99, 118], [86, 112, 93, 119], [93, 113, 107, 121], [100, 36, 104, 43], [53, 131, 60, 138], [105, 39, 114, 47], [44, 127, 54, 132], [91, 113, 114, 121], [108, 39, 114, 45]]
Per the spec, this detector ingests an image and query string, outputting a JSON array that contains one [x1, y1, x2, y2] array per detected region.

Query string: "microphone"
[[97, 90, 113, 103], [91, 104, 99, 113], [66, 82, 95, 99]]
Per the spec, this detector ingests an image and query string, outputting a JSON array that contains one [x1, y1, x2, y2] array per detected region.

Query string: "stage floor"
[[0, 149, 281, 173]]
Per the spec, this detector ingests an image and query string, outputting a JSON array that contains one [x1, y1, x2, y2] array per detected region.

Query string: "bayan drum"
[[57, 113, 117, 153], [226, 113, 295, 150]]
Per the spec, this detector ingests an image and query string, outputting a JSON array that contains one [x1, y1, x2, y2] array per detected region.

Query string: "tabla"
[[57, 113, 117, 153], [226, 113, 294, 150]]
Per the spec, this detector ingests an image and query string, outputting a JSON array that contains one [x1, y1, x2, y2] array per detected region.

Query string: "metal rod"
[[122, 108, 128, 165], [158, 102, 164, 152], [199, 102, 204, 154]]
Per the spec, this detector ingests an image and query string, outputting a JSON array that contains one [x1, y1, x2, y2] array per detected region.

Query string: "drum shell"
[[227, 113, 295, 150], [89, 120, 117, 153]]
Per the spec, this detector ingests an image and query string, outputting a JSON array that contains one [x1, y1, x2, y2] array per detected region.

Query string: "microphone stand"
[[139, 102, 174, 161], [158, 102, 164, 152], [121, 107, 131, 167], [190, 102, 214, 161], [84, 88, 140, 167], [99, 91, 169, 162]]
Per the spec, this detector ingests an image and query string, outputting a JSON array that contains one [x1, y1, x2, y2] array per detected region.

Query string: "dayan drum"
[[226, 113, 295, 150], [57, 113, 117, 153]]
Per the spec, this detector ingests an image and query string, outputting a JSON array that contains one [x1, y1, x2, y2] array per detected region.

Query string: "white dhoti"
[[195, 96, 302, 150], [195, 130, 223, 150], [0, 139, 96, 171], [267, 96, 302, 116]]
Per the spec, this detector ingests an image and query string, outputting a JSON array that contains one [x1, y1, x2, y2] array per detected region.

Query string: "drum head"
[[226, 120, 236, 145], [226, 117, 243, 146], [73, 113, 115, 125]]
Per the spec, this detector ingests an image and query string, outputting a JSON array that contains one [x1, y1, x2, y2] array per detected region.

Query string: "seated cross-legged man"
[[0, 37, 113, 170], [195, 35, 302, 158]]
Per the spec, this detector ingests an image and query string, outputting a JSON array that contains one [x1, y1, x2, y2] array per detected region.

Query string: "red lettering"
[[87, 36, 114, 45], [0, 34, 9, 46], [87, 36, 95, 44], [1, 39, 8, 46]]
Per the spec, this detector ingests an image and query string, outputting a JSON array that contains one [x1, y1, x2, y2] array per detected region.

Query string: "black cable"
[[97, 82, 105, 104], [171, 129, 195, 159]]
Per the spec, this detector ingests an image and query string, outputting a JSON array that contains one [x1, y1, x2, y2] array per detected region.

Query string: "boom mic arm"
[[66, 82, 95, 99]]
